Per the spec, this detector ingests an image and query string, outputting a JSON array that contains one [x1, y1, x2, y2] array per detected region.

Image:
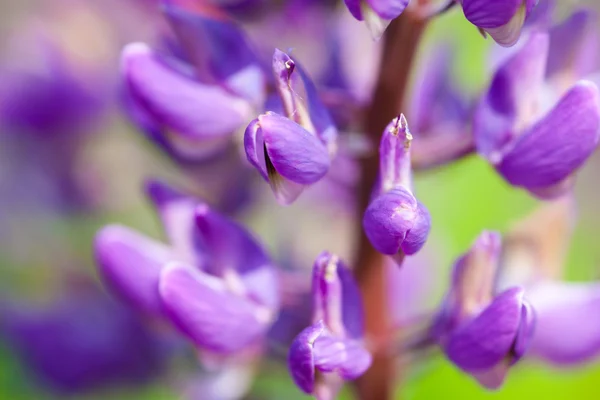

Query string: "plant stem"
[[354, 10, 428, 400]]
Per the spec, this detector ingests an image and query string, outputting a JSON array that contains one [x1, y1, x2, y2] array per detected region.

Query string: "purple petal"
[[312, 334, 372, 380], [259, 112, 330, 185], [511, 300, 536, 363], [484, 4, 529, 47], [445, 287, 525, 373], [272, 49, 337, 151], [338, 263, 365, 339], [461, 0, 522, 29], [94, 225, 175, 315], [367, 0, 410, 20], [312, 252, 344, 335], [401, 201, 432, 255], [528, 282, 600, 365], [474, 32, 549, 159], [547, 9, 599, 82], [161, 0, 266, 104], [122, 43, 251, 146], [159, 263, 273, 353], [343, 0, 363, 20], [497, 81, 600, 197], [244, 118, 269, 181], [379, 115, 413, 193], [363, 187, 425, 256], [451, 231, 502, 317], [145, 179, 204, 266], [288, 320, 325, 394], [195, 205, 279, 310]]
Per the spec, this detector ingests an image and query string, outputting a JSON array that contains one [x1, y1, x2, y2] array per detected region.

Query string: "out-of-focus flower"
[[122, 0, 263, 162], [363, 115, 431, 263], [343, 0, 410, 39], [407, 45, 475, 169], [1, 279, 166, 394], [342, 0, 537, 45], [245, 49, 337, 205], [474, 32, 600, 199], [430, 231, 535, 389], [458, 0, 538, 47], [546, 8, 599, 92], [288, 252, 371, 398], [0, 31, 108, 212], [94, 180, 279, 353], [499, 197, 600, 365]]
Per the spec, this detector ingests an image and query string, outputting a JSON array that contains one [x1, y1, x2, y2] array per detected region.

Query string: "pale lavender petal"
[[474, 32, 549, 159], [272, 49, 337, 151], [94, 225, 175, 315], [311, 252, 344, 335], [145, 179, 204, 266], [312, 334, 372, 379], [288, 320, 325, 394], [497, 81, 600, 196], [379, 115, 412, 193], [451, 231, 502, 317], [159, 263, 272, 353], [445, 287, 525, 372], [528, 282, 600, 365]]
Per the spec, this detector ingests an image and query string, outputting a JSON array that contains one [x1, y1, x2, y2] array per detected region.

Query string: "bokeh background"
[[1, 0, 600, 399]]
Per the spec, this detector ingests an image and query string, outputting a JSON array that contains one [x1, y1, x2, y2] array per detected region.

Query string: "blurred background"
[[1, 0, 600, 399]]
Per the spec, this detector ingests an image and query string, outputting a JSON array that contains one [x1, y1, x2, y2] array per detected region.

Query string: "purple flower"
[[1, 279, 166, 394], [122, 1, 264, 162], [363, 115, 431, 262], [458, 0, 538, 47], [431, 232, 535, 389], [244, 49, 337, 205], [343, 0, 410, 39], [474, 32, 600, 199], [407, 45, 475, 169], [94, 180, 279, 354], [499, 197, 600, 365], [288, 252, 371, 398]]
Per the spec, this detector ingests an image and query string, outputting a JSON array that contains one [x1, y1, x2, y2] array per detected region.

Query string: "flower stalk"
[[354, 6, 429, 400]]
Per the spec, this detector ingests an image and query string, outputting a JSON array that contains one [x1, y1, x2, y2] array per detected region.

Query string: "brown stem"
[[353, 10, 428, 400]]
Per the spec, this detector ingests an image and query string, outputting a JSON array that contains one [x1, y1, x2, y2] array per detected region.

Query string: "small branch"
[[353, 10, 429, 400]]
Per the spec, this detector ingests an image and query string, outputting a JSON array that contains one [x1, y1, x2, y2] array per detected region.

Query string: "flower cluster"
[[78, 0, 600, 398]]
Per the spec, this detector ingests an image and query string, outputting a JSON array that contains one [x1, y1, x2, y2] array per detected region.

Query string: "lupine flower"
[[1, 279, 166, 394], [458, 0, 538, 47], [363, 115, 431, 262], [407, 45, 475, 169], [343, 0, 410, 39], [122, 0, 262, 162], [244, 49, 337, 205], [288, 252, 372, 398], [499, 197, 600, 365], [94, 180, 279, 354], [342, 0, 537, 45], [430, 231, 535, 389], [474, 32, 600, 199], [546, 8, 599, 91]]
